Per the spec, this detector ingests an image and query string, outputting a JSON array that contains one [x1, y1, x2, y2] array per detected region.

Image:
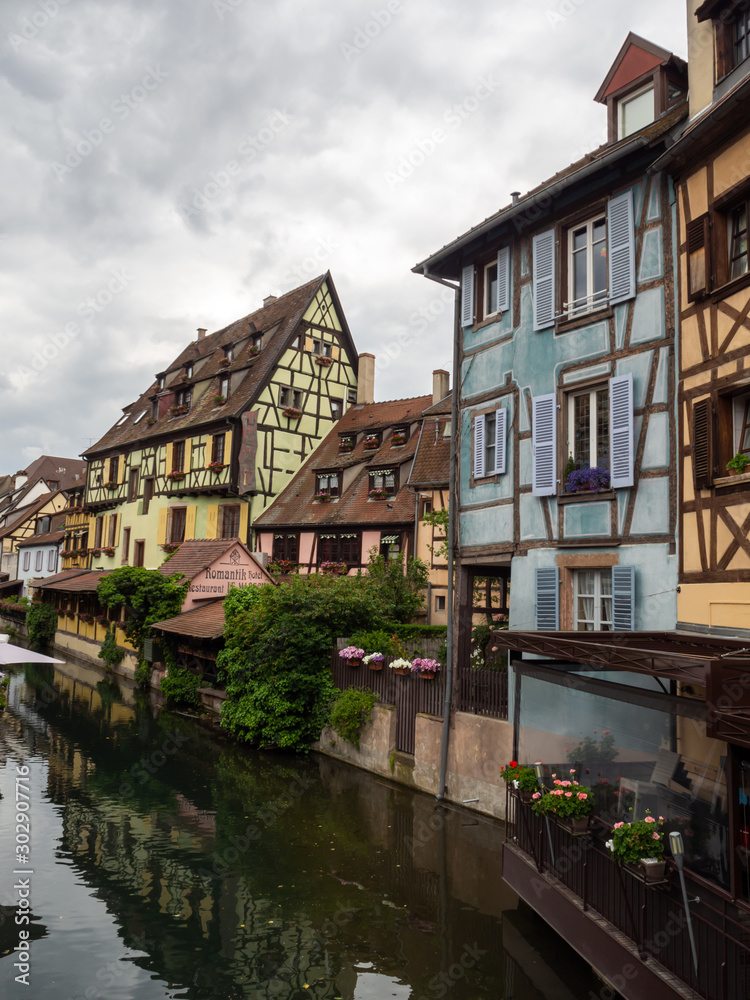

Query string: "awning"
[[151, 599, 225, 640]]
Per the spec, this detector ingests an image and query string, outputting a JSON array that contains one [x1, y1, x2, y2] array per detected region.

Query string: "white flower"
[[605, 839, 614, 852]]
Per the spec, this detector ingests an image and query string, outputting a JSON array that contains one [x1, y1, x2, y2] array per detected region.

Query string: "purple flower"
[[565, 465, 611, 493]]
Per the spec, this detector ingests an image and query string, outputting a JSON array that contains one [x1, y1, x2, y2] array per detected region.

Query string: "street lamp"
[[534, 761, 555, 866], [669, 831, 699, 974]]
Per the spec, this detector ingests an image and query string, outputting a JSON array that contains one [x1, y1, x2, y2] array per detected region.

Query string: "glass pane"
[[574, 394, 590, 467], [596, 389, 609, 468], [577, 570, 596, 595], [619, 86, 654, 139], [573, 227, 587, 252], [593, 236, 607, 299], [730, 205, 748, 280], [600, 572, 612, 596], [486, 270, 498, 314]]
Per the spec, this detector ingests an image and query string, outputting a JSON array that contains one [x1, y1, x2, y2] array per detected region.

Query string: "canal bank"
[[0, 657, 614, 999]]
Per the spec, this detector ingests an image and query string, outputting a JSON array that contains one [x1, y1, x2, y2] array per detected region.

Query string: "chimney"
[[263, 295, 277, 307], [197, 328, 207, 340], [356, 353, 375, 405], [511, 191, 520, 206], [433, 369, 449, 405]]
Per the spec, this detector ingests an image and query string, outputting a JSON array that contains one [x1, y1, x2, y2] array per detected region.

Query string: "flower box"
[[179, 375, 190, 383], [146, 417, 157, 426], [249, 346, 260, 356], [102, 547, 115, 557], [606, 813, 666, 872], [166, 471, 185, 482], [531, 772, 593, 822], [283, 406, 302, 419], [269, 559, 297, 575], [212, 394, 226, 406], [565, 466, 611, 494], [315, 356, 333, 367], [208, 461, 225, 475], [314, 492, 332, 502], [625, 859, 667, 883], [320, 561, 347, 575], [364, 652, 384, 671], [390, 657, 412, 675], [368, 488, 389, 500], [413, 657, 440, 678], [339, 439, 354, 452], [89, 548, 101, 557], [169, 404, 189, 417], [219, 358, 231, 368], [363, 437, 379, 450], [391, 433, 407, 446], [339, 646, 364, 666], [161, 542, 180, 554], [103, 481, 119, 491]]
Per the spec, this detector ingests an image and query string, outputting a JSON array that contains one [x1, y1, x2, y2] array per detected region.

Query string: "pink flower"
[[658, 816, 664, 822], [565, 791, 573, 798], [553, 780, 561, 786], [645, 816, 655, 823], [602, 729, 611, 734], [570, 769, 575, 774], [551, 773, 556, 778], [652, 833, 660, 840], [577, 793, 588, 800], [532, 792, 541, 799], [561, 780, 572, 787], [614, 822, 624, 829]]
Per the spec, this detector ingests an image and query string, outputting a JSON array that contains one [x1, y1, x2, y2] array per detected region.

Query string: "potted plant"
[[104, 481, 119, 491], [339, 645, 365, 668], [315, 355, 334, 367], [146, 417, 157, 426], [320, 561, 347, 575], [167, 470, 186, 482], [531, 772, 593, 833], [390, 657, 412, 676], [208, 460, 225, 475], [363, 434, 379, 450], [102, 547, 115, 557], [391, 431, 407, 446], [412, 657, 440, 680], [218, 357, 231, 368], [368, 487, 389, 500], [212, 394, 226, 406], [89, 547, 101, 557], [339, 437, 354, 452], [364, 652, 384, 671], [500, 761, 539, 801], [268, 558, 297, 575], [249, 345, 260, 356], [727, 453, 750, 476], [565, 466, 611, 493], [314, 491, 332, 502], [161, 542, 180, 554], [170, 404, 189, 417], [282, 406, 302, 419], [606, 813, 666, 882], [179, 374, 190, 383]]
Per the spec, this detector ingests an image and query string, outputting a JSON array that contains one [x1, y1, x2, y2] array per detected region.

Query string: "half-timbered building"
[[81, 274, 358, 571]]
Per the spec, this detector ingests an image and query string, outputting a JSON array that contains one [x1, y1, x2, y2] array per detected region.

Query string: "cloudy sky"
[[0, 0, 686, 473]]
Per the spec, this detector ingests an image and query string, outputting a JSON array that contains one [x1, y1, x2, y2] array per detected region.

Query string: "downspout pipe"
[[420, 268, 459, 802]]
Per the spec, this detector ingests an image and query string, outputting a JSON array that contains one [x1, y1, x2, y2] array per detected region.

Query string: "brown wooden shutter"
[[693, 397, 712, 490], [687, 214, 710, 300]]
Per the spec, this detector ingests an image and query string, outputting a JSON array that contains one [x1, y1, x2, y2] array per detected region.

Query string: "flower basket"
[[161, 543, 180, 554], [212, 394, 226, 406], [283, 406, 302, 419], [179, 375, 190, 383], [363, 436, 379, 450], [565, 465, 611, 494], [167, 471, 185, 482], [364, 652, 384, 671], [606, 813, 666, 870], [315, 356, 334, 367], [339, 439, 354, 452], [269, 559, 297, 575], [102, 547, 115, 557], [625, 859, 667, 883], [146, 417, 157, 426], [249, 346, 260, 356], [320, 561, 347, 575], [89, 548, 101, 557], [169, 404, 189, 417], [219, 358, 231, 368], [208, 461, 225, 475], [413, 657, 440, 679], [391, 433, 407, 446], [368, 488, 389, 500], [104, 482, 119, 491], [531, 773, 593, 822], [390, 657, 412, 676], [339, 646, 364, 668], [314, 492, 332, 502]]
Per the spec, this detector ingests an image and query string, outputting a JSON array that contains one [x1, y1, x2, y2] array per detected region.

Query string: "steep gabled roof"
[[408, 397, 452, 489], [594, 33, 685, 104], [150, 599, 226, 639], [156, 538, 270, 582], [84, 272, 357, 457], [0, 490, 63, 540], [255, 394, 432, 529]]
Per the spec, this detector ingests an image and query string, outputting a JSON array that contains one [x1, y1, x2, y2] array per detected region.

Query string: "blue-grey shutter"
[[608, 190, 635, 305], [495, 408, 507, 475], [497, 246, 511, 314], [612, 565, 635, 631], [532, 229, 555, 330], [473, 414, 485, 478], [609, 373, 634, 488], [535, 567, 559, 630], [461, 265, 475, 327], [532, 393, 557, 496]]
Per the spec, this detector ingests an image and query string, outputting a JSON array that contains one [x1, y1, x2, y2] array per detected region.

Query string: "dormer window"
[[363, 432, 381, 451], [617, 83, 654, 140], [339, 434, 355, 452], [185, 363, 194, 378], [369, 468, 397, 499], [225, 346, 234, 362], [391, 427, 408, 446], [157, 374, 165, 390], [315, 471, 340, 500]]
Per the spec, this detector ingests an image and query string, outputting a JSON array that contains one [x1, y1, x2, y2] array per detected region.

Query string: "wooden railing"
[[455, 665, 507, 719], [507, 791, 750, 1000]]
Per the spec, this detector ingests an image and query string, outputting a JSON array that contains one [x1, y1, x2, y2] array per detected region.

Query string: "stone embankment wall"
[[314, 705, 514, 820]]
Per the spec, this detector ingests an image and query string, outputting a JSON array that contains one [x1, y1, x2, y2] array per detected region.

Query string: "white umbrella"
[[0, 634, 64, 664]]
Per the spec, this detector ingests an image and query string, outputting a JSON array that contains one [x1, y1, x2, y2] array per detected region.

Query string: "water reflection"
[[0, 661, 614, 999]]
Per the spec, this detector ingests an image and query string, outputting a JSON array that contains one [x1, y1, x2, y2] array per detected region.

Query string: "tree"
[[365, 549, 429, 622], [96, 567, 188, 656], [26, 601, 58, 650]]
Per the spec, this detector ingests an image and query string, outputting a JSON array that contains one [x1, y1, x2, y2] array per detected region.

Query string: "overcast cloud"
[[0, 0, 686, 472]]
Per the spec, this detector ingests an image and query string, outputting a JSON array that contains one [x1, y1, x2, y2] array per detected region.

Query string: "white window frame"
[[617, 82, 655, 140], [48, 549, 57, 572], [484, 261, 499, 317], [573, 569, 613, 631], [567, 215, 607, 317], [35, 550, 43, 572], [22, 551, 30, 571], [566, 384, 610, 471]]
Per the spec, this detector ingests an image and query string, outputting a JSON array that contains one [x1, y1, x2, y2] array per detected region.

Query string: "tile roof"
[[151, 599, 225, 639], [16, 513, 67, 548], [158, 538, 247, 580], [21, 456, 87, 490], [35, 569, 113, 592], [85, 273, 356, 456], [255, 394, 432, 529], [408, 412, 451, 489], [0, 491, 63, 540]]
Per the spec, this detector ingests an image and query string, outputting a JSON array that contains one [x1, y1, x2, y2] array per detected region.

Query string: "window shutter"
[[609, 373, 634, 488], [185, 505, 197, 541], [687, 214, 710, 300], [532, 229, 555, 330], [473, 414, 486, 479], [612, 565, 635, 631], [461, 265, 475, 327], [165, 442, 173, 474], [692, 397, 712, 490], [157, 507, 168, 545], [495, 408, 507, 475], [206, 503, 219, 538], [535, 567, 559, 630], [532, 393, 557, 496], [239, 502, 249, 542], [184, 438, 192, 473], [497, 246, 511, 314], [607, 190, 635, 305]]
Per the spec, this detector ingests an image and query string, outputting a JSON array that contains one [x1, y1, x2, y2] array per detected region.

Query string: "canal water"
[[0, 660, 613, 1000]]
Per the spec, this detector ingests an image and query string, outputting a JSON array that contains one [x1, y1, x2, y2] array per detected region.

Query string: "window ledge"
[[555, 306, 613, 336], [557, 489, 615, 505], [713, 473, 750, 489], [710, 270, 750, 302]]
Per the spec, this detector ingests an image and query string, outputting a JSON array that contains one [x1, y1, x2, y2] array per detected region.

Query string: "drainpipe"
[[421, 269, 460, 803]]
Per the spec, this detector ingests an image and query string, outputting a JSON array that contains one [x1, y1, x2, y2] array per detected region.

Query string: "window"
[[37, 515, 51, 534], [133, 540, 145, 567], [109, 455, 119, 483], [363, 431, 381, 450], [108, 516, 118, 547], [35, 550, 43, 572], [48, 549, 57, 572], [224, 345, 234, 362], [185, 362, 194, 378], [567, 216, 607, 316], [220, 504, 241, 538], [316, 472, 340, 499], [280, 387, 302, 409], [330, 399, 342, 420], [391, 426, 408, 446], [421, 497, 432, 517], [484, 260, 499, 316], [736, 9, 750, 68], [219, 376, 230, 399], [697, 389, 750, 488], [143, 478, 154, 515], [22, 551, 30, 571], [733, 393, 750, 456], [168, 507, 186, 545], [473, 409, 507, 479], [272, 532, 299, 563], [317, 533, 360, 566], [175, 388, 191, 411], [157, 374, 165, 389], [617, 84, 654, 140], [172, 440, 185, 473], [347, 388, 357, 404], [369, 467, 397, 498], [435, 595, 446, 612], [151, 399, 159, 420], [211, 433, 226, 465], [574, 570, 613, 630], [566, 385, 610, 473], [311, 339, 332, 357], [122, 527, 130, 562], [128, 468, 139, 501], [729, 200, 749, 280], [94, 517, 103, 548], [379, 533, 401, 561]]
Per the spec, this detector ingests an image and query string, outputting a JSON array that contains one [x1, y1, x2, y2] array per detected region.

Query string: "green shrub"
[[349, 629, 400, 656], [134, 660, 152, 691], [160, 665, 201, 707], [329, 688, 378, 750], [98, 626, 124, 669], [26, 602, 58, 649]]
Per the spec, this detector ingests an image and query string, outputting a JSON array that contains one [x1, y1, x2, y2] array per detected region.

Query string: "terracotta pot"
[[559, 815, 591, 834], [419, 671, 435, 680], [393, 667, 410, 676], [368, 663, 383, 671], [346, 659, 361, 668]]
